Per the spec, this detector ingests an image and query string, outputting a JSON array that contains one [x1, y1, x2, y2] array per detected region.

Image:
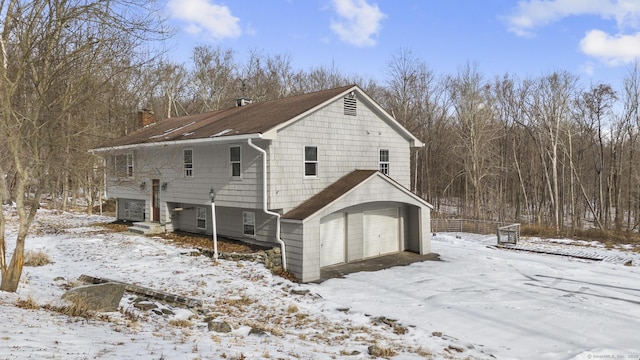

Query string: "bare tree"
[[448, 63, 501, 219], [0, 0, 167, 292]]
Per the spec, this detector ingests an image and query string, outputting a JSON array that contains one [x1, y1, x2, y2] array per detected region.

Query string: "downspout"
[[247, 138, 287, 271]]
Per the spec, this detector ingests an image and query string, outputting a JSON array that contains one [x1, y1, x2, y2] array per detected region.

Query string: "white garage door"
[[363, 207, 399, 258], [319, 212, 346, 267]]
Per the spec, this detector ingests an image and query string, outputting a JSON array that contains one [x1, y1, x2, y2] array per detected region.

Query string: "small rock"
[[207, 320, 232, 333], [53, 276, 65, 281], [447, 345, 465, 353], [432, 331, 443, 337], [133, 302, 158, 311], [291, 288, 310, 295], [248, 328, 266, 336], [336, 307, 350, 313]]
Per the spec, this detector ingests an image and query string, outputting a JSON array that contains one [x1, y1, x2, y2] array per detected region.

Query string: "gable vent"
[[344, 93, 357, 116]]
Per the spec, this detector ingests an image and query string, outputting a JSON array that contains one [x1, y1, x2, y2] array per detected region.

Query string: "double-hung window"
[[196, 207, 207, 230], [243, 211, 255, 236], [184, 149, 193, 177], [304, 146, 318, 177], [230, 146, 241, 178], [379, 149, 390, 176], [113, 154, 134, 178]]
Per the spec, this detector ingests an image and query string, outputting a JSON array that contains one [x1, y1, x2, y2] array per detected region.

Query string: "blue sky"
[[163, 0, 640, 89]]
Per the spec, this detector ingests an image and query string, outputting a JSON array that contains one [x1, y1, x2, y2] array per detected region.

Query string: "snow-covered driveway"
[[313, 233, 640, 360]]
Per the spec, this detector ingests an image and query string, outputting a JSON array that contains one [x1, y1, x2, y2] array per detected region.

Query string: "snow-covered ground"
[[1, 209, 639, 359]]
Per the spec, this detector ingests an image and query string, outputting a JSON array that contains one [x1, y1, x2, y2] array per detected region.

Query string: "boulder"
[[62, 282, 124, 312]]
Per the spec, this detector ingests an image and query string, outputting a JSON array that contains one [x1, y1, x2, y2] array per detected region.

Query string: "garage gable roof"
[[283, 170, 433, 221]]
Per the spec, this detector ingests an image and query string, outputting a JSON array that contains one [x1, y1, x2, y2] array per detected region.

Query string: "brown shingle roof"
[[283, 170, 379, 220], [96, 85, 355, 149]]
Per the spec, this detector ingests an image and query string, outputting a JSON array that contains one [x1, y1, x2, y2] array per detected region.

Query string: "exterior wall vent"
[[344, 93, 357, 116]]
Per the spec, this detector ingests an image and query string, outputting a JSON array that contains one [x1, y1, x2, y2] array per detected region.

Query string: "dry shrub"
[[243, 320, 284, 337], [521, 224, 640, 245], [15, 295, 39, 310], [24, 250, 51, 267], [169, 319, 192, 328], [44, 297, 94, 319], [286, 304, 298, 314]]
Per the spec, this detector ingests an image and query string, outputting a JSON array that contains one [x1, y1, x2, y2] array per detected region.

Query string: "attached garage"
[[281, 170, 433, 282]]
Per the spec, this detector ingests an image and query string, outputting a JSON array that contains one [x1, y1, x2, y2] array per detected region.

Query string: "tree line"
[[2, 0, 640, 291]]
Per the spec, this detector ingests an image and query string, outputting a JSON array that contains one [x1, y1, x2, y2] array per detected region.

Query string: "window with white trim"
[[183, 149, 193, 177], [304, 146, 318, 177], [230, 146, 241, 178], [379, 149, 390, 176], [243, 211, 255, 236], [196, 207, 207, 230], [113, 154, 134, 178]]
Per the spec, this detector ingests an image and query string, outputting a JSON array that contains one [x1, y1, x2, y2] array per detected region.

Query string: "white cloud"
[[504, 0, 640, 37], [580, 29, 640, 65], [167, 0, 241, 40], [330, 0, 387, 47]]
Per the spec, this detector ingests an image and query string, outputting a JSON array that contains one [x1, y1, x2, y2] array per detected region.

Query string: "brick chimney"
[[138, 109, 156, 128]]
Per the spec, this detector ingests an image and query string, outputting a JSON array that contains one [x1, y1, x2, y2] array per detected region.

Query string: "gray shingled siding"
[[268, 98, 412, 214]]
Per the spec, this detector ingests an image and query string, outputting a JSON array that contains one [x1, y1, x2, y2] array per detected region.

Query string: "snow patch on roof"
[[149, 122, 196, 139], [211, 128, 233, 137]]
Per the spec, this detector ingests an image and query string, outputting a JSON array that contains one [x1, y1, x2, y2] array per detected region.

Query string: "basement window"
[[243, 211, 255, 236], [196, 207, 207, 230]]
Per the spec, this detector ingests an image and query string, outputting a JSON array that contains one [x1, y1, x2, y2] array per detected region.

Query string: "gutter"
[[247, 138, 288, 271], [90, 133, 264, 153]]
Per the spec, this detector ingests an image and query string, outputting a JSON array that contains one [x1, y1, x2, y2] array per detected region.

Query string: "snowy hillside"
[[1, 209, 639, 359]]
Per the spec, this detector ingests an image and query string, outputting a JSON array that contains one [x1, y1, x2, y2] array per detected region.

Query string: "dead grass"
[[15, 295, 39, 310], [169, 319, 192, 328], [24, 250, 52, 267], [44, 297, 94, 319]]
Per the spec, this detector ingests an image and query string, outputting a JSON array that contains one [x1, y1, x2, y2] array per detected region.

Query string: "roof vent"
[[344, 92, 357, 116], [236, 97, 252, 107]]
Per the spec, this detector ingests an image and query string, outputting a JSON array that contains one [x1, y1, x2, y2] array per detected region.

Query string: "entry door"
[[319, 212, 346, 267], [152, 179, 160, 222]]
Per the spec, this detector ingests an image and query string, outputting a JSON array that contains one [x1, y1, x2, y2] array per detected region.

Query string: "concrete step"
[[129, 222, 164, 235]]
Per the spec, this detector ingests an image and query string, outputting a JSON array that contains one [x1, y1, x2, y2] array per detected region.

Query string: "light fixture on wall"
[[139, 181, 146, 190], [161, 182, 168, 191]]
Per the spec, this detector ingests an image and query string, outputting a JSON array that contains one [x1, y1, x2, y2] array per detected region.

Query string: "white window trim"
[[379, 149, 390, 176], [304, 145, 318, 178], [230, 145, 242, 179], [183, 148, 194, 178], [196, 207, 207, 230], [243, 211, 255, 237]]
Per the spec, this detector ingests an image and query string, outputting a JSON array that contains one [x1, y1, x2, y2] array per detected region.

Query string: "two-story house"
[[91, 85, 433, 282]]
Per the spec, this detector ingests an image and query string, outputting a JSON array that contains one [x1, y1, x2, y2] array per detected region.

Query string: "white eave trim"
[[90, 133, 264, 153], [262, 86, 424, 147], [300, 172, 433, 223]]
